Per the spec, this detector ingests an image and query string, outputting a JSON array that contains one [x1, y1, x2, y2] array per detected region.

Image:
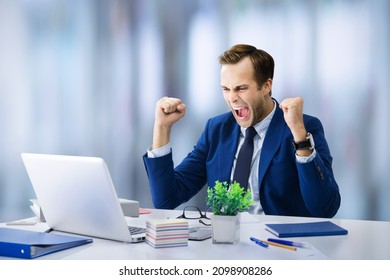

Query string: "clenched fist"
[[279, 97, 308, 142]]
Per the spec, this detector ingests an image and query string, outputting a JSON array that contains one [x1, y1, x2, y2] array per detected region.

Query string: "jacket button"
[[317, 166, 324, 180]]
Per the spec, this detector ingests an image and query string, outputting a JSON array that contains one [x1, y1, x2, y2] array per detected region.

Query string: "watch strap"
[[293, 133, 314, 150]]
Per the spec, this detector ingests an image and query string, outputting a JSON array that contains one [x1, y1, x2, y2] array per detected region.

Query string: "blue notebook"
[[0, 227, 93, 259], [265, 221, 348, 238]]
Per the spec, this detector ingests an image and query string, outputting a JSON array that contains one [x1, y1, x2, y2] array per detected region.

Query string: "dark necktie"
[[233, 126, 257, 190]]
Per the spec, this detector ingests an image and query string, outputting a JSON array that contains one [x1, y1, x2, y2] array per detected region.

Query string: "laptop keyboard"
[[129, 226, 146, 235]]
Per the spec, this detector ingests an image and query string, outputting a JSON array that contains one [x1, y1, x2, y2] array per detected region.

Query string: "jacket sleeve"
[[142, 121, 211, 209], [297, 116, 341, 218]]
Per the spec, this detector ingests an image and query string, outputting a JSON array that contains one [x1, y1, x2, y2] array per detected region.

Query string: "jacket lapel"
[[258, 105, 288, 187]]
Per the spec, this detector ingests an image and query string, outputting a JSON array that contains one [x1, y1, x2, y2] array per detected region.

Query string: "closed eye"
[[221, 86, 229, 93], [236, 86, 248, 92]]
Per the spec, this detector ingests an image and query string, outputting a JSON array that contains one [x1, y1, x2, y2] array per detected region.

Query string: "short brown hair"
[[219, 44, 274, 89]]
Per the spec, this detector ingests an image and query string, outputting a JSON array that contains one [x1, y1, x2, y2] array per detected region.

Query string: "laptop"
[[21, 153, 146, 243]]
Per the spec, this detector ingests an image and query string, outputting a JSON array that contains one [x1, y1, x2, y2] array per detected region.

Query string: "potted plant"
[[206, 181, 253, 244]]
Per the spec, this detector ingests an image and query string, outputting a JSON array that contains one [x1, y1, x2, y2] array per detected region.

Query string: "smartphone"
[[188, 228, 212, 241]]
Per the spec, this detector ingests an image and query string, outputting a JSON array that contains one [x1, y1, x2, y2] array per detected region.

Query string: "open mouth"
[[234, 106, 250, 118]]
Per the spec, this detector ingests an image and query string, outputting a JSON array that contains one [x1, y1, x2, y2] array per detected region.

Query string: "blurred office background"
[[0, 0, 389, 222]]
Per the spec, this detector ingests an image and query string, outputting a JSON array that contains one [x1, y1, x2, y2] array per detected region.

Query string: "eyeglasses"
[[177, 206, 211, 226]]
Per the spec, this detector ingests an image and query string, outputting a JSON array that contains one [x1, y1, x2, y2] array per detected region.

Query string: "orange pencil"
[[262, 240, 297, 251]]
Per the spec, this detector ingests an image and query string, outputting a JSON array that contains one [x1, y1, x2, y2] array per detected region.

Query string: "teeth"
[[233, 107, 242, 114]]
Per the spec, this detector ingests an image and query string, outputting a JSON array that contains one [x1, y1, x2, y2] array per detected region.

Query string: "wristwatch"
[[292, 133, 315, 150]]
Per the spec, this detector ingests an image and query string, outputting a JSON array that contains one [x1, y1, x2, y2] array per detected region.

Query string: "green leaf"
[[206, 180, 254, 216]]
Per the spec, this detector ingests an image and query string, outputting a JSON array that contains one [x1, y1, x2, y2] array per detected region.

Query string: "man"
[[143, 44, 340, 218]]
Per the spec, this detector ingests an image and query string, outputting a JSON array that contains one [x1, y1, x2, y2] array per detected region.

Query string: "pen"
[[250, 237, 269, 248], [267, 238, 309, 248], [263, 240, 297, 251]]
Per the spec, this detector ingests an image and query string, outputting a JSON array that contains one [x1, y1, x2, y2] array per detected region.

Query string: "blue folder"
[[265, 221, 348, 238], [0, 227, 92, 259]]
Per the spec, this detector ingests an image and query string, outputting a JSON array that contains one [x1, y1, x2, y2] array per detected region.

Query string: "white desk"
[[1, 209, 389, 260]]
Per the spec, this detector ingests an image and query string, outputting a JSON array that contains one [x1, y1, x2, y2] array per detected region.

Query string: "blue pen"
[[250, 237, 269, 248], [267, 238, 309, 248]]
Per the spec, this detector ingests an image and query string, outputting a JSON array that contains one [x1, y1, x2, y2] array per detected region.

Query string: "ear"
[[259, 78, 273, 96], [264, 78, 272, 92]]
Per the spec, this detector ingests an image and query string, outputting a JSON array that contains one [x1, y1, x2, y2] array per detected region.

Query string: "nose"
[[227, 90, 238, 104]]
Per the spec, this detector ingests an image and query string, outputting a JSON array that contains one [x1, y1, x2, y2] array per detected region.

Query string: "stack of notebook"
[[146, 219, 189, 248]]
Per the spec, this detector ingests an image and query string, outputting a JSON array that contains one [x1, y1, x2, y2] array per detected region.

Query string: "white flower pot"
[[210, 213, 241, 244]]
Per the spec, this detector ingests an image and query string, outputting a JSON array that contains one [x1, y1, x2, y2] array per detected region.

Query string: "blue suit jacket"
[[143, 104, 340, 218]]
